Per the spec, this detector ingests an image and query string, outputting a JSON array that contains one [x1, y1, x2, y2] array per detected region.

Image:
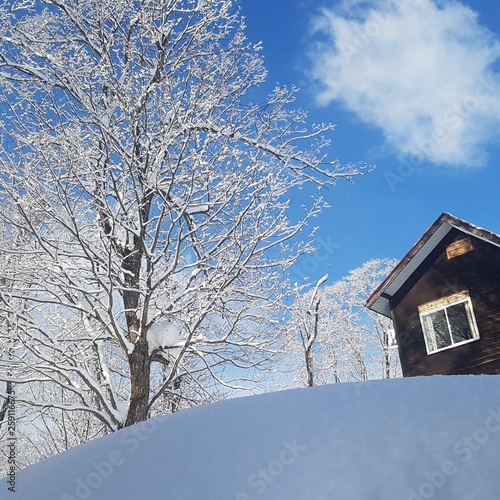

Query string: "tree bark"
[[125, 339, 150, 427], [385, 349, 391, 379], [121, 241, 150, 427]]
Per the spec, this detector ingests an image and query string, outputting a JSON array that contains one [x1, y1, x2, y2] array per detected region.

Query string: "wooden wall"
[[391, 229, 500, 377]]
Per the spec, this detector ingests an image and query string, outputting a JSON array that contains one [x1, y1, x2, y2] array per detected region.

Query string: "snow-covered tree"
[[0, 0, 366, 433], [288, 259, 400, 386], [294, 274, 328, 387]]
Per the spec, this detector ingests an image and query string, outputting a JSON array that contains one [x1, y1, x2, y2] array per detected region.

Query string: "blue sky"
[[241, 0, 500, 285]]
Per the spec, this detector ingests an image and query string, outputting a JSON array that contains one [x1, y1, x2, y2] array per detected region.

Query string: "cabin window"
[[419, 293, 479, 354]]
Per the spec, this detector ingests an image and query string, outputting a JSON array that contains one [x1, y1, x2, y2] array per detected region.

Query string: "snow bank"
[[3, 375, 500, 499]]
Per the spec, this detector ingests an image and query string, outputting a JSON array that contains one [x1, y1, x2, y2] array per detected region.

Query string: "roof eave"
[[365, 212, 500, 318]]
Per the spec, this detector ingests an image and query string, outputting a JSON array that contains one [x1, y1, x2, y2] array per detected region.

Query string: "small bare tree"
[[0, 0, 366, 434], [296, 274, 328, 387], [288, 259, 400, 386]]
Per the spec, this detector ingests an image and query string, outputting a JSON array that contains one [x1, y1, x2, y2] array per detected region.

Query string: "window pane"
[[448, 302, 474, 343], [428, 310, 451, 350]]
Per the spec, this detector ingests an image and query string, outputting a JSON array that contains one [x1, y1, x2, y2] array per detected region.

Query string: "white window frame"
[[419, 293, 480, 355]]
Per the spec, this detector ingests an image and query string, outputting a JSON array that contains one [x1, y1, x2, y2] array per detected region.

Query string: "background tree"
[[288, 259, 400, 386], [0, 0, 365, 440], [294, 274, 328, 387]]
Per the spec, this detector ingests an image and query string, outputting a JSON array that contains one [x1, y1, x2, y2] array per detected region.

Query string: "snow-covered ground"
[[3, 375, 500, 499]]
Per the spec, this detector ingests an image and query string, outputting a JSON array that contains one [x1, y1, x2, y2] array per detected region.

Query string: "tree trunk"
[[124, 339, 150, 427], [304, 299, 320, 388], [385, 349, 391, 379], [121, 241, 150, 428], [305, 352, 314, 387]]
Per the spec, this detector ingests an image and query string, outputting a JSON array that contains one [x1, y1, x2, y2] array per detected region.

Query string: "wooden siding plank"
[[446, 237, 474, 259]]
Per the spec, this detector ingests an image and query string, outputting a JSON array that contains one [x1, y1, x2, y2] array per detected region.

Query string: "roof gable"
[[365, 213, 500, 318]]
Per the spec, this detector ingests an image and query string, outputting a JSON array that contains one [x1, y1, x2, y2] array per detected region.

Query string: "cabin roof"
[[365, 213, 500, 318]]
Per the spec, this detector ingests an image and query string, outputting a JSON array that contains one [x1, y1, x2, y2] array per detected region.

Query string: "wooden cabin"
[[366, 213, 500, 377]]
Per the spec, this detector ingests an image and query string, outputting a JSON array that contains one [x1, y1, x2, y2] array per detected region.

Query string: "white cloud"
[[309, 0, 500, 166]]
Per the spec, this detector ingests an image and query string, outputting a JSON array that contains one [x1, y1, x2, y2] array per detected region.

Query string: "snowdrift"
[[3, 375, 500, 499]]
